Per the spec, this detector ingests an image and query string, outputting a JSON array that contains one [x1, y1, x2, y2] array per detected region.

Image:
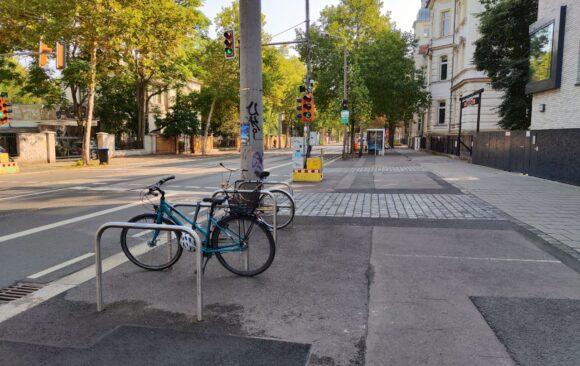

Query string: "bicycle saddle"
[[258, 171, 270, 180]]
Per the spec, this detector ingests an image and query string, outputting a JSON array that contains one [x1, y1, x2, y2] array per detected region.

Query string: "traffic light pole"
[[239, 0, 264, 179], [304, 0, 311, 165], [342, 46, 348, 159]]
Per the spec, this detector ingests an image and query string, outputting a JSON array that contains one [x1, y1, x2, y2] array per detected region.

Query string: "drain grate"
[[0, 283, 44, 303]]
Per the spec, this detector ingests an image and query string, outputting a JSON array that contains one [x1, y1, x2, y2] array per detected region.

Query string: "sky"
[[201, 0, 421, 42]]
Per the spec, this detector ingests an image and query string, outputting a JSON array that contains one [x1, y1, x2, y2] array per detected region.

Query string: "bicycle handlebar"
[[158, 176, 175, 185]]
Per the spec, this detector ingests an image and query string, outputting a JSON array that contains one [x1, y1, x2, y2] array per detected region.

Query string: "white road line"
[[384, 253, 562, 263], [268, 161, 294, 170], [27, 253, 95, 279], [0, 201, 142, 244], [0, 238, 177, 324], [0, 187, 72, 202]]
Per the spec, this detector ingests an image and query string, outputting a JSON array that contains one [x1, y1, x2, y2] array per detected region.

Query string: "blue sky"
[[201, 0, 421, 42]]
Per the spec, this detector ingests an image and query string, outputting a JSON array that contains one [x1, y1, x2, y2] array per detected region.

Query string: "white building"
[[413, 0, 503, 146], [528, 0, 579, 129]]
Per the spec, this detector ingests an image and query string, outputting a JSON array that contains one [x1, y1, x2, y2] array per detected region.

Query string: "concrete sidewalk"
[[0, 148, 578, 365]]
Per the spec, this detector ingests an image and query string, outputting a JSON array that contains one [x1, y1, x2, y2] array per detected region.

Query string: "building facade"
[[412, 0, 503, 149], [529, 0, 579, 130]]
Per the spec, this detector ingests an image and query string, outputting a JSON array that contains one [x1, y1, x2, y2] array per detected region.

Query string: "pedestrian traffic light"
[[224, 30, 235, 60], [39, 41, 53, 68], [341, 99, 348, 111], [56, 40, 66, 70]]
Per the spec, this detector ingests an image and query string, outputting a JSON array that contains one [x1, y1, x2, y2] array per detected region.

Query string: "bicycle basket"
[[228, 181, 263, 215]]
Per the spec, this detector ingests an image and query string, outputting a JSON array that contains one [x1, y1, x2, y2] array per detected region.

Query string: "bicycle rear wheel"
[[211, 215, 275, 277], [120, 213, 183, 271], [258, 189, 295, 229]]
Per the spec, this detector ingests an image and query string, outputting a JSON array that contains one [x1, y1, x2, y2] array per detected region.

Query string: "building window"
[[441, 11, 451, 37], [438, 101, 446, 125], [440, 56, 448, 80]]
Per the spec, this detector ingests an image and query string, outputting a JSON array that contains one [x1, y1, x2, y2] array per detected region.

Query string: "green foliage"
[[95, 73, 138, 133], [155, 92, 200, 137], [19, 66, 65, 108], [296, 0, 428, 141], [474, 0, 538, 130]]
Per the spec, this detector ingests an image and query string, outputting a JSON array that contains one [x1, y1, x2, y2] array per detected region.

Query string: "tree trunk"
[[136, 82, 147, 144], [201, 97, 216, 156], [82, 41, 98, 165]]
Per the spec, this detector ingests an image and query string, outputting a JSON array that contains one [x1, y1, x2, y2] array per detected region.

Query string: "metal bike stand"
[[94, 222, 204, 321], [261, 181, 294, 197]]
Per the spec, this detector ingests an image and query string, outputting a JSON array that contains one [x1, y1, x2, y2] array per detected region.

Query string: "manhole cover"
[[0, 283, 44, 303]]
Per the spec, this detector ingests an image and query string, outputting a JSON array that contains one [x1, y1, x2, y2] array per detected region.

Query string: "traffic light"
[[39, 41, 53, 68], [296, 97, 303, 121], [341, 99, 348, 111], [0, 96, 12, 126], [224, 30, 236, 60], [56, 40, 66, 70], [301, 92, 315, 123]]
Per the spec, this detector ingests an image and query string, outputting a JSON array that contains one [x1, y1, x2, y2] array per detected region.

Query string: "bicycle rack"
[[94, 222, 204, 321]]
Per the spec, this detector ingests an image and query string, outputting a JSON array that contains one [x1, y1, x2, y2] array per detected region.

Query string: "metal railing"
[[94, 222, 203, 320]]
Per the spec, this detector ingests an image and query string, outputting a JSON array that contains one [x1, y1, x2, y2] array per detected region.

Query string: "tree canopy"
[[474, 0, 538, 130]]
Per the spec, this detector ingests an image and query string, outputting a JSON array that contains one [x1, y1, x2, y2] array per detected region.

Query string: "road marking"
[[268, 161, 294, 170], [384, 253, 562, 263], [0, 201, 142, 244], [27, 253, 95, 279], [0, 187, 72, 202], [0, 237, 178, 324]]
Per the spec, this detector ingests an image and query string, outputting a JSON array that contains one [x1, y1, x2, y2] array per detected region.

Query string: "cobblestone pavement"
[[294, 192, 504, 219]]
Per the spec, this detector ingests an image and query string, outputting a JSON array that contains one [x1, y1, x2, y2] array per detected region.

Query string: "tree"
[[114, 0, 207, 144], [474, 0, 538, 130], [95, 73, 138, 134], [155, 92, 200, 138], [359, 31, 430, 145], [297, 0, 428, 149]]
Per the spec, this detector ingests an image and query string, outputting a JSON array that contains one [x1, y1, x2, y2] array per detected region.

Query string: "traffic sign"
[[340, 110, 349, 125]]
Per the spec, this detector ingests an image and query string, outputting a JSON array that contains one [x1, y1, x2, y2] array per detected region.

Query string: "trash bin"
[[98, 148, 109, 164]]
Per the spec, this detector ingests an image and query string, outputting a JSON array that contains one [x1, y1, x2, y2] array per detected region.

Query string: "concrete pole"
[[239, 0, 264, 180]]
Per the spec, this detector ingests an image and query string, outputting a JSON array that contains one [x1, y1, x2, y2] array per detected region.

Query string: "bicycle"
[[217, 163, 296, 229], [120, 176, 275, 277]]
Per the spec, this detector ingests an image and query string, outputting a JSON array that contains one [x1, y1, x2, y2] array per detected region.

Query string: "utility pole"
[[304, 0, 311, 163], [342, 46, 348, 159], [239, 0, 264, 180]]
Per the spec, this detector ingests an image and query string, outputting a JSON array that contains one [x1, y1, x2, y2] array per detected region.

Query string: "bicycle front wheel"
[[258, 189, 295, 229], [120, 213, 183, 271], [211, 215, 275, 277]]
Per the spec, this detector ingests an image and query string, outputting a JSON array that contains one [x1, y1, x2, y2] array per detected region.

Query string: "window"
[[438, 101, 446, 125], [423, 29, 430, 37], [441, 11, 451, 37], [440, 56, 448, 80]]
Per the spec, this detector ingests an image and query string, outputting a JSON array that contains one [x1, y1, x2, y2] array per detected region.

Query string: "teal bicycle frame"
[[151, 197, 248, 255]]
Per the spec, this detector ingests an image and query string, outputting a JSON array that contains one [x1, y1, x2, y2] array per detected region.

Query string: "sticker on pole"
[[340, 110, 349, 125], [241, 123, 250, 145]]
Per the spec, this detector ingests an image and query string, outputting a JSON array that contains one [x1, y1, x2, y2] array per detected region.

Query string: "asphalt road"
[[0, 151, 295, 288]]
